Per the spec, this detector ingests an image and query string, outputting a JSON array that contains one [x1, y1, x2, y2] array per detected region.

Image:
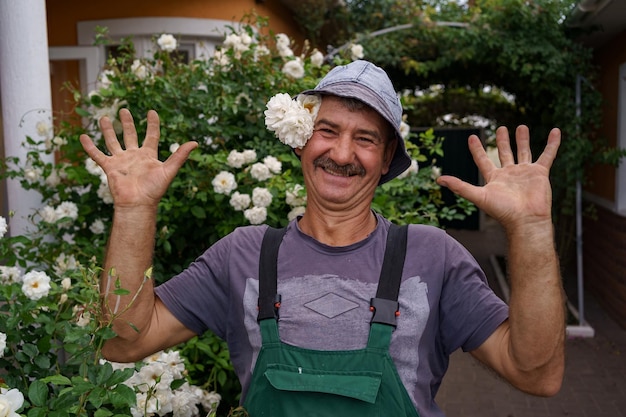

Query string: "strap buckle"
[[369, 297, 400, 327]]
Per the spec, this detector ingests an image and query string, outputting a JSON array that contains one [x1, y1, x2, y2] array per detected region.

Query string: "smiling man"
[[80, 60, 565, 417]]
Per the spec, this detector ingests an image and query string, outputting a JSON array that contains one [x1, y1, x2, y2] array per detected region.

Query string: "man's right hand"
[[79, 109, 198, 209]]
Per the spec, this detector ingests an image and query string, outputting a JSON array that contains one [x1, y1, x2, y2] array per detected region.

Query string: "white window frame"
[[75, 17, 235, 84]]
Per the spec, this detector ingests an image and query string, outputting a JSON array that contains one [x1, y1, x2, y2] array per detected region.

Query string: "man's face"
[[295, 95, 396, 210]]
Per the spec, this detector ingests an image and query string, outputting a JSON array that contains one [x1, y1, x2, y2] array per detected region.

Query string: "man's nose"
[[329, 134, 355, 164]]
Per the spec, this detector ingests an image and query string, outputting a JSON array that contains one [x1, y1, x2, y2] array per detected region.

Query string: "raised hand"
[[437, 125, 561, 233], [79, 109, 198, 209]]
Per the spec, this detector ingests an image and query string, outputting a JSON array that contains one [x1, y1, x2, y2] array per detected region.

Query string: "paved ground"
[[436, 217, 626, 417]]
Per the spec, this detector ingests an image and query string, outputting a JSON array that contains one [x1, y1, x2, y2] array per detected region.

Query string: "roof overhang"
[[566, 0, 626, 47]]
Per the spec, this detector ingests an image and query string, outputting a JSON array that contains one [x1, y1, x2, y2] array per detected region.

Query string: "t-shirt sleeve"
[[154, 234, 233, 338], [438, 233, 509, 353]]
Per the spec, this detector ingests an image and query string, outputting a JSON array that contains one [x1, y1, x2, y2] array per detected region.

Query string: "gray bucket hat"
[[299, 60, 411, 185]]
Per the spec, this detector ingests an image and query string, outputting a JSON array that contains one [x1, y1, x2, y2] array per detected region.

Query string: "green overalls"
[[242, 224, 420, 417]]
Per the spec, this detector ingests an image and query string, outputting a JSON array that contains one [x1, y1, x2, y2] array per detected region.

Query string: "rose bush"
[[0, 15, 474, 415]]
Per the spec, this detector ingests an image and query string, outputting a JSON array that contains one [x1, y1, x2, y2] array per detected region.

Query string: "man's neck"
[[297, 208, 378, 246]]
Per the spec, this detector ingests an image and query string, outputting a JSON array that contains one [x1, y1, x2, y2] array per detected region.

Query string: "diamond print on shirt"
[[304, 293, 359, 318]]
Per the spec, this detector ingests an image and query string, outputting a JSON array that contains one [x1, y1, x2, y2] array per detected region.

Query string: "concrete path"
[[437, 218, 626, 417]]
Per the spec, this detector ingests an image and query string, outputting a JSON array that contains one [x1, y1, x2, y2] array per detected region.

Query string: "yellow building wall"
[[46, 0, 301, 46], [586, 30, 626, 202]]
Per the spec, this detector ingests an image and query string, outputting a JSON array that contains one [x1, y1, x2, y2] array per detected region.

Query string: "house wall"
[[583, 29, 626, 329], [45, 0, 301, 46]]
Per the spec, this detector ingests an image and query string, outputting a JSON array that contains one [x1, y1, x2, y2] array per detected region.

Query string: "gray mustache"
[[313, 157, 365, 177]]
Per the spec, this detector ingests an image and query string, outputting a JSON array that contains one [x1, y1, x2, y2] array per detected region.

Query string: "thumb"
[[437, 175, 482, 205], [164, 141, 199, 173]]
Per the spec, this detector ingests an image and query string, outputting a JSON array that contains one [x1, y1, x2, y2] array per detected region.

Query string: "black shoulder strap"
[[257, 226, 287, 321], [370, 223, 409, 327]]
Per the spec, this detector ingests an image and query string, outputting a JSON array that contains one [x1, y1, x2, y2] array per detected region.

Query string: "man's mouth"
[[314, 157, 365, 177]]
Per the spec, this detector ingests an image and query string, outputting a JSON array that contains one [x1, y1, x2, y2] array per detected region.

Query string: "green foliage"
[[1, 14, 473, 415]]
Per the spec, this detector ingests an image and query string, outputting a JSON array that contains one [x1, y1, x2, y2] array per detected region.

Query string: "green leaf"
[[28, 380, 49, 407], [190, 205, 207, 219]]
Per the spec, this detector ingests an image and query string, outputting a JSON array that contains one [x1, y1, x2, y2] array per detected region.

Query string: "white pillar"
[[0, 0, 54, 236]]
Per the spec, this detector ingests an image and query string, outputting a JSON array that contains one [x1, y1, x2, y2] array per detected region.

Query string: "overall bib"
[[243, 224, 420, 417]]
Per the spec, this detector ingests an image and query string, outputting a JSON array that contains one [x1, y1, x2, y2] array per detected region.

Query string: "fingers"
[[437, 175, 483, 207], [164, 141, 199, 175], [515, 125, 532, 164], [495, 126, 514, 167], [119, 108, 139, 150], [79, 134, 107, 166], [142, 110, 161, 153], [536, 128, 561, 169]]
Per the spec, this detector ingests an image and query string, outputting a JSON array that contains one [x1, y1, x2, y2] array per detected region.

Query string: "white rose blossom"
[[0, 388, 24, 417], [263, 155, 282, 174], [350, 43, 365, 60], [252, 187, 273, 208], [242, 149, 257, 164], [229, 192, 251, 211], [169, 143, 180, 154], [400, 121, 411, 139], [97, 69, 115, 89], [0, 266, 21, 284], [61, 277, 72, 291], [97, 182, 114, 204], [55, 201, 79, 221], [0, 216, 7, 238], [131, 59, 149, 79], [310, 49, 325, 67], [288, 206, 306, 221], [89, 219, 106, 234], [227, 150, 247, 168], [39, 205, 58, 223], [249, 162, 273, 181], [157, 34, 178, 52], [0, 332, 6, 358], [397, 159, 419, 180], [212, 171, 237, 195], [264, 93, 321, 149], [21, 270, 51, 301], [286, 184, 307, 207], [282, 58, 305, 79], [244, 206, 267, 225]]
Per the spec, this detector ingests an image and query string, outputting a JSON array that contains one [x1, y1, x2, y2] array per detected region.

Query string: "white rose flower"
[[263, 155, 282, 174], [45, 169, 61, 187], [0, 266, 22, 284], [265, 93, 316, 149], [201, 391, 221, 414], [36, 120, 52, 138], [0, 388, 24, 417], [297, 94, 322, 122], [350, 43, 365, 60], [249, 162, 273, 181], [288, 206, 306, 221], [54, 253, 79, 276], [212, 171, 237, 195], [213, 49, 231, 67], [89, 219, 106, 234], [55, 201, 79, 221], [286, 184, 307, 207], [282, 59, 305, 79], [397, 159, 419, 180], [97, 182, 114, 204], [310, 50, 324, 67], [252, 187, 273, 208], [61, 277, 72, 291], [227, 150, 247, 168], [97, 69, 115, 89], [39, 205, 58, 223], [431, 166, 442, 180], [0, 216, 7, 238], [157, 34, 178, 52], [76, 311, 91, 328], [400, 121, 411, 139], [0, 332, 6, 358], [242, 149, 257, 164], [131, 59, 149, 79], [254, 45, 270, 60], [229, 192, 251, 211], [21, 270, 52, 301], [85, 158, 105, 177], [244, 206, 267, 225], [24, 167, 43, 183], [169, 143, 180, 154], [275, 33, 291, 50]]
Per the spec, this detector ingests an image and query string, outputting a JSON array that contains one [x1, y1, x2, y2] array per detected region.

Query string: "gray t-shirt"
[[155, 214, 508, 417]]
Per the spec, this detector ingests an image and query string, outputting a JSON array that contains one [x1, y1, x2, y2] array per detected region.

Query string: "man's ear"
[[294, 147, 303, 157], [382, 138, 398, 175]]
